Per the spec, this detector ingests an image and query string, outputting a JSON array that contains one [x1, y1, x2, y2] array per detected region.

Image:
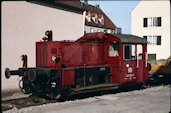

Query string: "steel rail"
[[2, 96, 58, 111]]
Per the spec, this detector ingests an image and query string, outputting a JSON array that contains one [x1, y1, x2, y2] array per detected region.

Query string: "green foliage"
[[157, 59, 167, 61]]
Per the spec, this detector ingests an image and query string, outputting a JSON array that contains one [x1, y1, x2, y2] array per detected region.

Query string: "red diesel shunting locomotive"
[[5, 31, 148, 99]]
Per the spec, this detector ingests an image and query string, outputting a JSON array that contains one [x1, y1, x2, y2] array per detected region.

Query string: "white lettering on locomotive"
[[128, 67, 133, 73], [100, 67, 105, 71], [125, 74, 136, 80]]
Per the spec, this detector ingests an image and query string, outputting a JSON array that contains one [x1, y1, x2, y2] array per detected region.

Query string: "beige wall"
[[2, 1, 84, 89], [131, 0, 171, 60]]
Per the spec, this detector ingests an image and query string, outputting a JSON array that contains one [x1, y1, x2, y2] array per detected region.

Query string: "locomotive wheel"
[[27, 69, 36, 82], [55, 94, 61, 100], [22, 88, 31, 94], [45, 93, 61, 100]]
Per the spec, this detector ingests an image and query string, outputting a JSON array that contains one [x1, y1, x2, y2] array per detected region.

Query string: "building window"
[[143, 17, 161, 27], [90, 28, 94, 33], [95, 17, 98, 24], [148, 54, 156, 61], [143, 35, 161, 45], [107, 29, 112, 33], [112, 30, 115, 34], [115, 27, 122, 34], [98, 29, 102, 32], [88, 16, 91, 22], [101, 17, 104, 25]]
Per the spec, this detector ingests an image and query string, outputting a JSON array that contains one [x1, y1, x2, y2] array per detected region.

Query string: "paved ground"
[[3, 85, 171, 113], [2, 88, 31, 100]]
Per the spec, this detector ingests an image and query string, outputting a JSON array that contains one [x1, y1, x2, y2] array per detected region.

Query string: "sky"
[[88, 1, 140, 34]]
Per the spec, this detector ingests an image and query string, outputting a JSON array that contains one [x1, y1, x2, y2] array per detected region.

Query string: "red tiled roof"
[[54, 0, 83, 9], [85, 3, 116, 30], [54, 1, 116, 30], [90, 13, 96, 17], [98, 15, 103, 19]]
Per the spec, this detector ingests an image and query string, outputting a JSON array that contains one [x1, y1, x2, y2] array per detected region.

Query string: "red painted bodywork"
[[36, 32, 148, 86], [61, 69, 75, 85], [22, 55, 27, 68]]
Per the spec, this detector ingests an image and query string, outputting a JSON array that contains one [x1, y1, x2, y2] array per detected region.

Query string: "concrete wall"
[[131, 0, 171, 60], [85, 26, 106, 33], [2, 1, 83, 89], [85, 25, 116, 34]]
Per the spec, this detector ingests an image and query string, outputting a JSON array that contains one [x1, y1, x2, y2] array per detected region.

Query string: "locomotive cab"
[[105, 34, 148, 85]]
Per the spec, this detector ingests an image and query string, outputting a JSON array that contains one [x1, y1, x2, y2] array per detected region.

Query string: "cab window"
[[124, 44, 136, 60], [137, 44, 143, 60], [108, 41, 119, 57]]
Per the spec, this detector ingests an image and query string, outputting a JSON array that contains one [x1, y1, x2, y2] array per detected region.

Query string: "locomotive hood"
[[76, 32, 107, 42]]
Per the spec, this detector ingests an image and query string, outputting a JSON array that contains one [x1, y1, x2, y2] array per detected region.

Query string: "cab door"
[[106, 41, 121, 83], [123, 44, 137, 83], [136, 44, 144, 82]]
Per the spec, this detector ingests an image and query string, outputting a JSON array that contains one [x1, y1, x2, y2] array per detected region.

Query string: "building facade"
[[2, 1, 84, 89], [84, 4, 121, 34], [131, 0, 171, 61]]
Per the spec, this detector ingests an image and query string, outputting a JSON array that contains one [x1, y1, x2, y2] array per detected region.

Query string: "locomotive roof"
[[108, 34, 147, 44], [77, 32, 147, 44]]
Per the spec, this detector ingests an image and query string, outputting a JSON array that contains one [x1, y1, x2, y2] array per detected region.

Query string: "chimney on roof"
[[84, 0, 88, 4], [96, 4, 100, 8]]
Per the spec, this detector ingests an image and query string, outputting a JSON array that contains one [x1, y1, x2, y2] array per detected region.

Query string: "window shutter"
[[143, 36, 148, 44], [157, 36, 161, 45], [143, 18, 147, 27], [158, 17, 161, 26], [143, 36, 147, 39]]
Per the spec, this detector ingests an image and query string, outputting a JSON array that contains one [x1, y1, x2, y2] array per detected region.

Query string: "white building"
[[2, 1, 84, 90], [131, 0, 171, 61]]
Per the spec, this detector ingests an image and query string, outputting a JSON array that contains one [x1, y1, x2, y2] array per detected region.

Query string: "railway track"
[[2, 96, 58, 111], [2, 80, 170, 112]]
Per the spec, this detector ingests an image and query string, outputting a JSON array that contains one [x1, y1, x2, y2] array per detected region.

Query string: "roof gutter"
[[27, 0, 84, 14]]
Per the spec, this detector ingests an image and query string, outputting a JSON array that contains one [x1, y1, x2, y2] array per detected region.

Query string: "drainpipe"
[[85, 0, 88, 4], [83, 10, 86, 35]]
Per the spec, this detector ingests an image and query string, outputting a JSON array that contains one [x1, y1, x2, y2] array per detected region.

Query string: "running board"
[[71, 83, 119, 95]]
